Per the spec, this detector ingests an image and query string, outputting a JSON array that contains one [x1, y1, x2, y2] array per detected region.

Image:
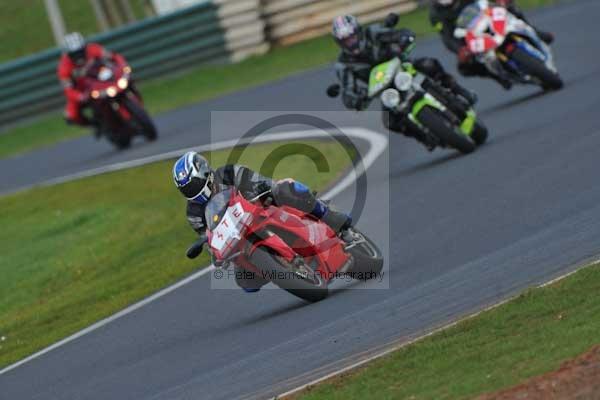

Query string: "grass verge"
[[0, 139, 353, 369], [0, 0, 567, 159], [291, 262, 600, 400]]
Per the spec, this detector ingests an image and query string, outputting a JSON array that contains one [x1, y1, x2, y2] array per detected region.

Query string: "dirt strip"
[[476, 345, 600, 400]]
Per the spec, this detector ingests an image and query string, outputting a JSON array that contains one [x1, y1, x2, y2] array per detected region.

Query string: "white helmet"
[[436, 0, 455, 5], [332, 15, 363, 55], [63, 32, 86, 64]]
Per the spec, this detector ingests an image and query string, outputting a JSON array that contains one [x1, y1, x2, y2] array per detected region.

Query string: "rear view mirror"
[[327, 84, 341, 98]]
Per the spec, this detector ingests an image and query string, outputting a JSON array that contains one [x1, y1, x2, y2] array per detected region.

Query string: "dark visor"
[[342, 34, 360, 50], [178, 177, 205, 199]]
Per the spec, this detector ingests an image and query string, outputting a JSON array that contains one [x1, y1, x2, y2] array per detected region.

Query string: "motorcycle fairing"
[[368, 58, 401, 98]]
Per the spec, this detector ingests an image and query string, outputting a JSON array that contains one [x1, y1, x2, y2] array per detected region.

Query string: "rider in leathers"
[[333, 14, 477, 150], [58, 32, 129, 134], [429, 0, 554, 89], [174, 152, 352, 292]]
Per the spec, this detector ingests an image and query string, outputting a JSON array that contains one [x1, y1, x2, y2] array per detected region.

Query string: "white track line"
[[274, 258, 600, 399], [0, 127, 388, 376], [3, 128, 386, 197]]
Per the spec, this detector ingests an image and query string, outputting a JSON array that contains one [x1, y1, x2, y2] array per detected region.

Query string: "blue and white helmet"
[[173, 152, 214, 204]]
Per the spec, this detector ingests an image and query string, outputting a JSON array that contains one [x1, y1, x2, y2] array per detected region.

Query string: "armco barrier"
[[262, 0, 418, 45], [0, 0, 267, 126]]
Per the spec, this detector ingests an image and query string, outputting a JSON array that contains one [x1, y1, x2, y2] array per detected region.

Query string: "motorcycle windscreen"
[[205, 189, 233, 230], [456, 4, 484, 30], [206, 189, 250, 258]]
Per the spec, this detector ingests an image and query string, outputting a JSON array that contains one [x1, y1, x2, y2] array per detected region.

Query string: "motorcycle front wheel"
[[249, 247, 329, 303], [418, 107, 476, 154], [511, 47, 563, 91], [107, 131, 132, 149], [123, 97, 158, 141], [471, 120, 489, 146]]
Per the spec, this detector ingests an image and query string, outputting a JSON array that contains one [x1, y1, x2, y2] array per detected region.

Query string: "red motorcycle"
[[83, 61, 157, 149], [191, 188, 384, 302]]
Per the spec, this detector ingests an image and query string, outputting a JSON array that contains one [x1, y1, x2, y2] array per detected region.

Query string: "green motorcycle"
[[329, 58, 488, 154]]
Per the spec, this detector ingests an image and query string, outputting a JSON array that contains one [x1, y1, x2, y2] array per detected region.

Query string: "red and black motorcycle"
[[82, 61, 157, 149], [191, 188, 384, 302]]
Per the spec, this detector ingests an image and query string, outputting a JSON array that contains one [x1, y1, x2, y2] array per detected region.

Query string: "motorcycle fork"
[[411, 92, 462, 130], [397, 103, 441, 148], [115, 97, 132, 121], [421, 79, 468, 121]]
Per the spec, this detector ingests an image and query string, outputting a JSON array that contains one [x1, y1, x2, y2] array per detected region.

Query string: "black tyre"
[[345, 228, 384, 280], [471, 120, 488, 146], [123, 97, 158, 141], [418, 106, 476, 154], [107, 131, 132, 149], [511, 47, 563, 90], [248, 247, 328, 303]]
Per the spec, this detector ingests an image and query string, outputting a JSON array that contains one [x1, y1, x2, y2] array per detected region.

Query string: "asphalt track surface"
[[2, 1, 600, 398]]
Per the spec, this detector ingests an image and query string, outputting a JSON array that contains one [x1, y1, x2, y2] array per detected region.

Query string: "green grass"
[[0, 0, 567, 159], [293, 263, 600, 400], [0, 139, 354, 369]]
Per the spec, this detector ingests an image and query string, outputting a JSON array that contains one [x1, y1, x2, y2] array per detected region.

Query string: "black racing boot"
[[492, 74, 513, 90], [536, 30, 554, 44]]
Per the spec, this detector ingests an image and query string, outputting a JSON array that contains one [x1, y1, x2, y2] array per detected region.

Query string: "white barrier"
[[216, 0, 270, 61], [262, 0, 418, 45]]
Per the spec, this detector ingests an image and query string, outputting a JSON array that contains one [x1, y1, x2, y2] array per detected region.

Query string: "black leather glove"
[[186, 234, 208, 259]]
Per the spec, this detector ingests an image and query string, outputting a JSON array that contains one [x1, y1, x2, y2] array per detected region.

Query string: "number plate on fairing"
[[211, 202, 247, 253]]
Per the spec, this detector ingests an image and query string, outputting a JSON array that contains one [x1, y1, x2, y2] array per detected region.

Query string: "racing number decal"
[[212, 203, 245, 252], [469, 38, 486, 53]]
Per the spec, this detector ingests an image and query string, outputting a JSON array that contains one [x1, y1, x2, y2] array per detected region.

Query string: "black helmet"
[[332, 15, 363, 55], [63, 32, 87, 65], [173, 152, 215, 205]]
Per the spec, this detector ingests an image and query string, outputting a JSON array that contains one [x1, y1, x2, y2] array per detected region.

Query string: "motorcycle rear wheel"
[[418, 107, 476, 154], [249, 247, 329, 303], [511, 47, 563, 91]]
